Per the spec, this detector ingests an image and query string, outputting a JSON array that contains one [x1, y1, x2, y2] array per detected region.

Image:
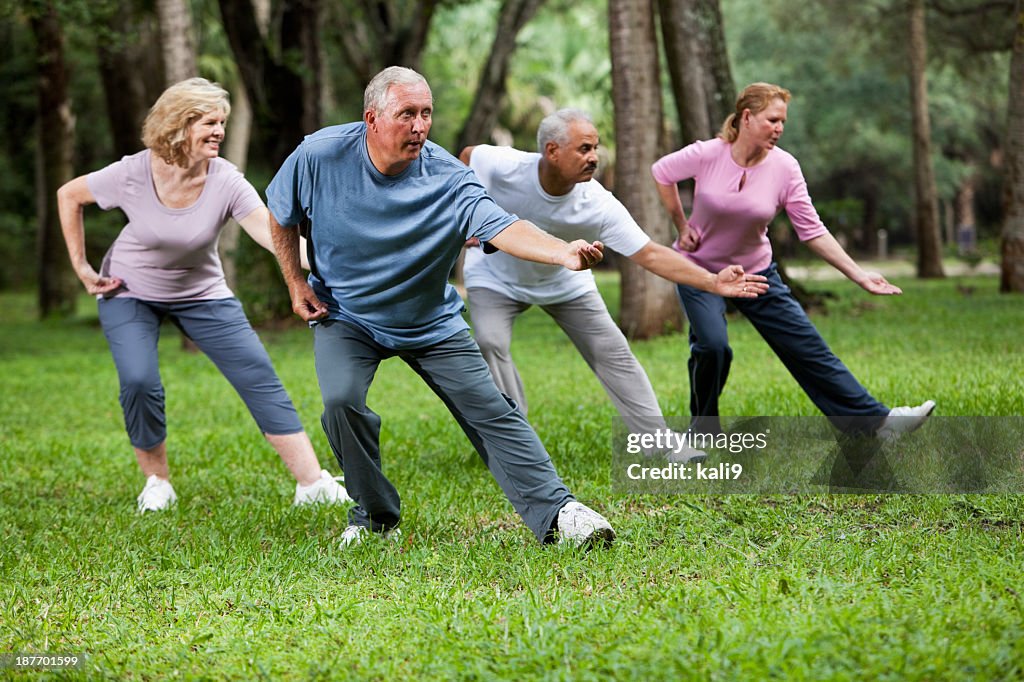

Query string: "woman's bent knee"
[[692, 338, 731, 359]]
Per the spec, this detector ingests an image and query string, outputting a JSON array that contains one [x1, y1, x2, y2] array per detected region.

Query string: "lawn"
[[1, 272, 1022, 680]]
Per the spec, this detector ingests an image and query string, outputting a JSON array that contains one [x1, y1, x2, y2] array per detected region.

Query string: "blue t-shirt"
[[266, 122, 518, 349]]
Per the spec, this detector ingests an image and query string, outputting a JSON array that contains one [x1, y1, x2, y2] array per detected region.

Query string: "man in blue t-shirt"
[[267, 66, 615, 549]]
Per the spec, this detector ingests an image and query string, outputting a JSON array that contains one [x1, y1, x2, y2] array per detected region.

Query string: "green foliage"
[[1, 274, 1023, 678], [505, 1, 614, 150], [0, 0, 122, 291], [0, 0, 1015, 315], [232, 237, 297, 325], [0, 14, 41, 289], [722, 0, 1008, 248], [423, 0, 613, 153], [420, 0, 500, 149]]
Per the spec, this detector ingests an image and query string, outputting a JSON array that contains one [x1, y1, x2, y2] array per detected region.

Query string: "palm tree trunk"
[[1000, 2, 1024, 292], [156, 0, 197, 84], [455, 0, 546, 153], [609, 0, 682, 339], [31, 1, 77, 319], [908, 0, 945, 278]]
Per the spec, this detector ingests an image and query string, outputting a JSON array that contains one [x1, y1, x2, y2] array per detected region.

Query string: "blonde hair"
[[142, 78, 231, 168], [717, 82, 791, 143]]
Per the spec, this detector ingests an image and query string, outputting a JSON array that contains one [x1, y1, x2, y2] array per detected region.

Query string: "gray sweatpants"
[[98, 297, 303, 450], [467, 287, 669, 435], [313, 321, 573, 543]]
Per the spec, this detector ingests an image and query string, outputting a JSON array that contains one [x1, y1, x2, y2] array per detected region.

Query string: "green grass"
[[1, 274, 1023, 680]]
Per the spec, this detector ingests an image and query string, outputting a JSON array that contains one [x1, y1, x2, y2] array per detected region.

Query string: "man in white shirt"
[[459, 109, 767, 460]]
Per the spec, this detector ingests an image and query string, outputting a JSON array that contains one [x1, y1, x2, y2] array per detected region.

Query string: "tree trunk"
[[95, 0, 152, 158], [696, 0, 735, 127], [156, 0, 197, 84], [219, 0, 322, 167], [454, 0, 545, 153], [219, 0, 323, 322], [609, 0, 683, 340], [219, 0, 268, 292], [219, 79, 253, 292], [1001, 2, 1024, 293], [154, 0, 201, 349], [657, 0, 712, 144], [908, 0, 945, 278], [329, 1, 439, 88], [953, 166, 977, 254], [31, 1, 77, 319]]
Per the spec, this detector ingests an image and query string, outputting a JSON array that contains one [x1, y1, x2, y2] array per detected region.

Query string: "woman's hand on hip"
[[675, 224, 701, 252], [76, 265, 123, 296]]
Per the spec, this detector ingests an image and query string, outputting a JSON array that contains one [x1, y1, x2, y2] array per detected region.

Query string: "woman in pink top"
[[57, 78, 351, 512], [652, 82, 934, 437]]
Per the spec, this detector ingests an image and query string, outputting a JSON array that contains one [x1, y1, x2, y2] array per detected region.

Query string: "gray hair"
[[536, 108, 594, 152], [363, 66, 432, 115]]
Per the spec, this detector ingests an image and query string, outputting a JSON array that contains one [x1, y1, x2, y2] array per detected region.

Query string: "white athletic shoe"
[[557, 501, 615, 549], [339, 524, 401, 548], [666, 445, 708, 464], [643, 430, 708, 463], [293, 469, 353, 506], [876, 400, 937, 441], [137, 475, 177, 513]]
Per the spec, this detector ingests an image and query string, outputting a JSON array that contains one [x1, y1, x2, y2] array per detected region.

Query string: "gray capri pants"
[[98, 297, 303, 450]]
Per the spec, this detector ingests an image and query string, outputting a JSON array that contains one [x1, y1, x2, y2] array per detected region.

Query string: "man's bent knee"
[[321, 385, 367, 417]]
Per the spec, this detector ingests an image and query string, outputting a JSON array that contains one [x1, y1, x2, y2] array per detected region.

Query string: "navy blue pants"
[[677, 263, 889, 434], [98, 297, 303, 450], [313, 321, 573, 542]]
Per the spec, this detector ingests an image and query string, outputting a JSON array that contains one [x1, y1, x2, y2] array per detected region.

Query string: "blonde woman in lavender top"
[[652, 82, 934, 438], [57, 78, 350, 512]]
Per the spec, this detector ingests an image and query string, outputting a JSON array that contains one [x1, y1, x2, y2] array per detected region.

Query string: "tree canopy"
[[1, 0, 1015, 312]]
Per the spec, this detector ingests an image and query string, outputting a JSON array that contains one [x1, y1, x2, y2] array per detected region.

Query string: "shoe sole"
[[293, 494, 355, 506], [570, 526, 615, 550], [137, 501, 176, 513]]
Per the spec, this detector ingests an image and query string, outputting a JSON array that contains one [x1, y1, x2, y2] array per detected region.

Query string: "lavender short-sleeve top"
[[87, 150, 263, 301]]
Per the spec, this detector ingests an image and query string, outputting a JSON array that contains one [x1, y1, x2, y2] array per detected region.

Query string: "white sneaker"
[[137, 475, 176, 513], [643, 430, 707, 463], [339, 524, 401, 548], [294, 469, 353, 506], [876, 400, 936, 441], [666, 445, 708, 464], [557, 501, 615, 548]]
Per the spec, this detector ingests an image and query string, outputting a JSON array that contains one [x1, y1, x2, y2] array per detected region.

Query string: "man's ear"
[[364, 109, 376, 129], [544, 141, 559, 160]]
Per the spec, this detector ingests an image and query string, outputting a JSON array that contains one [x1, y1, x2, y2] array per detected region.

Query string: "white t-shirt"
[[464, 145, 651, 305]]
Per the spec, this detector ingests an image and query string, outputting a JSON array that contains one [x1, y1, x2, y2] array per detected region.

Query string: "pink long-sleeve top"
[[651, 137, 829, 274]]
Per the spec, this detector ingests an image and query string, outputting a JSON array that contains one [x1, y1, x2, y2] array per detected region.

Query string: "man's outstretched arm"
[[486, 220, 604, 271]]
